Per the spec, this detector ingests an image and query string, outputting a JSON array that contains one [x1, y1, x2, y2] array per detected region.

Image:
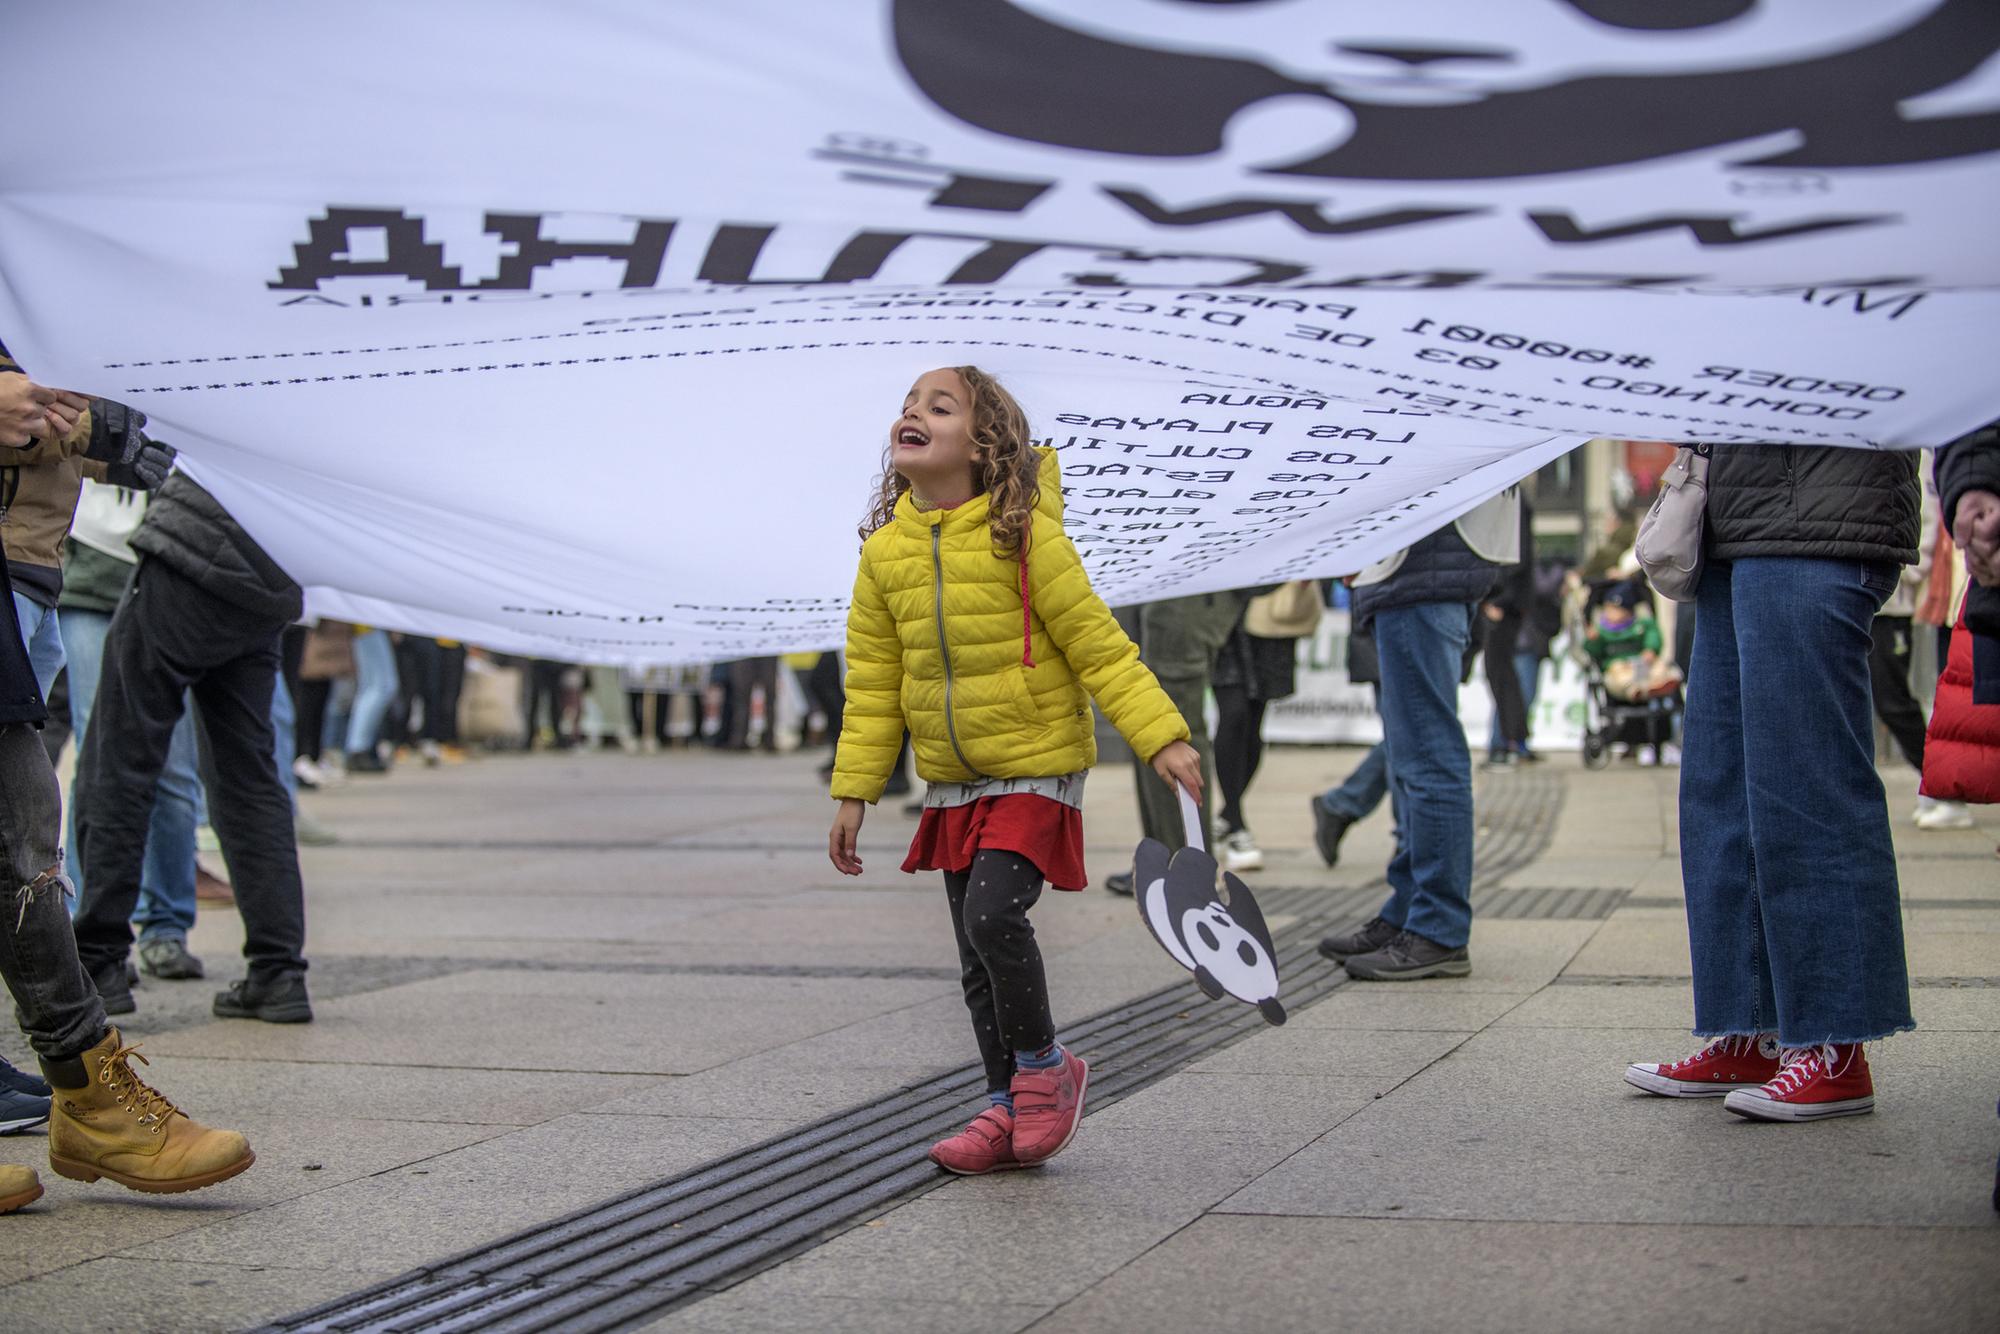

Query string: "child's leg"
[[943, 868, 1021, 1101], [957, 850, 1057, 1071]]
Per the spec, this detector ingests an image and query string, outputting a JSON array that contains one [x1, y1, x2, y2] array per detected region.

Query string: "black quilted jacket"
[[131, 473, 302, 622], [1704, 445, 1918, 565]]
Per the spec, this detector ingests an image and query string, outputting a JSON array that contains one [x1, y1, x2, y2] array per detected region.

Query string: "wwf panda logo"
[[1134, 836, 1286, 1025], [891, 0, 2000, 180]]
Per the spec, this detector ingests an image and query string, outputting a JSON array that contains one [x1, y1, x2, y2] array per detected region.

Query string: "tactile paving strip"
[[260, 769, 1564, 1334]]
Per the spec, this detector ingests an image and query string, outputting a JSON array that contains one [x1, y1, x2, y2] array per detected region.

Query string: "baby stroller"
[[1567, 576, 1685, 769]]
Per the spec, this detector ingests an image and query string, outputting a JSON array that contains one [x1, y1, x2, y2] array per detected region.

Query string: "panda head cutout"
[[1134, 836, 1286, 1025], [891, 0, 1999, 179]]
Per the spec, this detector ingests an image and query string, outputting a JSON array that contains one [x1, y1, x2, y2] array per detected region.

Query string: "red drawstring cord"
[[1019, 541, 1036, 669]]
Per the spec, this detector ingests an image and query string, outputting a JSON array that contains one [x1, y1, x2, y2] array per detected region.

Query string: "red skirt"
[[903, 794, 1088, 892]]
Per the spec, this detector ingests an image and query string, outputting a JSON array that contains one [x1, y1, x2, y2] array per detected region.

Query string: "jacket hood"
[[892, 445, 1064, 533], [886, 446, 1064, 669]]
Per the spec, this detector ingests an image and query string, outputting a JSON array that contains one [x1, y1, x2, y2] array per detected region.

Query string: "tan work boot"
[[43, 1029, 254, 1194], [0, 1163, 42, 1213]]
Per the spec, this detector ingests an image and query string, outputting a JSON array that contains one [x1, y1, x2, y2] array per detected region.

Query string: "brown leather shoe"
[[44, 1029, 254, 1194], [194, 867, 234, 904], [0, 1163, 42, 1213]]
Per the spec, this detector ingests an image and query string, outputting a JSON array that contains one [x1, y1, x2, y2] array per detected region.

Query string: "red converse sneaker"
[[1010, 1050, 1089, 1165], [1724, 1043, 1874, 1122], [1626, 1034, 1780, 1097], [928, 1106, 1026, 1175]]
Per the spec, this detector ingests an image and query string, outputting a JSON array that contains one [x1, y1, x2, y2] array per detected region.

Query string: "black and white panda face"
[[1008, 0, 1935, 107], [1179, 903, 1278, 1001], [893, 0, 1998, 178]]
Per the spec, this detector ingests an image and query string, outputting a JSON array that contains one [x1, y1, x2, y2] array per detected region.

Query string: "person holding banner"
[[0, 367, 255, 1211], [828, 367, 1197, 1176]]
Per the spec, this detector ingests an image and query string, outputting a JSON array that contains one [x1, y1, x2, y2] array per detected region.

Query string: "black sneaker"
[[138, 937, 205, 980], [1310, 796, 1354, 869], [1103, 870, 1134, 897], [213, 971, 313, 1023], [1318, 915, 1399, 963], [0, 1056, 50, 1099], [87, 957, 137, 1016], [0, 1084, 49, 1136], [1343, 929, 1472, 981]]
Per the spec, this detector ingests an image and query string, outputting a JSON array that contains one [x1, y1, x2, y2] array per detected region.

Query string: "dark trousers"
[[393, 636, 454, 743], [1484, 612, 1528, 750], [1124, 593, 1247, 850], [295, 678, 331, 762], [805, 653, 844, 746], [1212, 683, 1269, 834], [73, 559, 308, 980], [525, 660, 568, 747], [945, 850, 1055, 1094], [436, 643, 466, 744], [1868, 615, 1926, 771], [0, 723, 107, 1060], [725, 657, 779, 750]]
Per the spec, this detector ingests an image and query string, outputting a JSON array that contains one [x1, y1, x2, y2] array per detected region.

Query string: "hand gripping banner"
[[2, 2, 1994, 659]]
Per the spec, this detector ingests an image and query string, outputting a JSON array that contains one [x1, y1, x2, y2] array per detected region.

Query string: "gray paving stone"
[[1287, 989, 1527, 1032], [0, 1258, 403, 1334], [641, 1291, 1048, 1334], [701, 1196, 1191, 1307], [1218, 1027, 2000, 1229], [1031, 1214, 2000, 1334], [1492, 982, 1693, 1029], [119, 1114, 791, 1274], [139, 969, 953, 1075], [928, 1130, 1306, 1220], [1560, 910, 1695, 978], [1084, 1072, 1386, 1136], [133, 1054, 660, 1124], [1187, 1025, 1471, 1077]]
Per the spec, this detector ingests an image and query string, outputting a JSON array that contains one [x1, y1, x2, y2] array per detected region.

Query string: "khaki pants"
[[1120, 592, 1249, 851]]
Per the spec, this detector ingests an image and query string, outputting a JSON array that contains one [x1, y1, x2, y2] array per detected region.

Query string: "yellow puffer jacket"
[[832, 448, 1188, 803]]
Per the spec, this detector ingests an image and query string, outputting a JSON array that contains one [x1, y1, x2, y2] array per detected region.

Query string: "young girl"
[[828, 366, 1202, 1174]]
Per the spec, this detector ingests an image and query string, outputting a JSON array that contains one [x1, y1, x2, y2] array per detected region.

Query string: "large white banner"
[[2, 2, 1995, 660]]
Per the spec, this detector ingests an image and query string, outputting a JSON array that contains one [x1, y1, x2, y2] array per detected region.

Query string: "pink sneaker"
[[1009, 1050, 1089, 1165], [1626, 1034, 1780, 1097], [928, 1106, 1026, 1175], [1724, 1043, 1875, 1122]]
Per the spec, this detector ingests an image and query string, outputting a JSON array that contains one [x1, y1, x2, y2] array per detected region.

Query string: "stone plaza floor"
[[0, 741, 1994, 1332]]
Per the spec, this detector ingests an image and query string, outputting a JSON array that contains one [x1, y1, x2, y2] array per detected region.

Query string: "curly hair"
[[858, 365, 1041, 559]]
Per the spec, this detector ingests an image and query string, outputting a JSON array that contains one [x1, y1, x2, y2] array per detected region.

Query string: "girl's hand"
[[1150, 740, 1203, 807], [829, 798, 866, 876]]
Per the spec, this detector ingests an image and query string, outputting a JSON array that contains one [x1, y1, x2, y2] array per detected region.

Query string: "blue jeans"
[[58, 606, 202, 943], [272, 671, 298, 801], [1321, 742, 1389, 822], [344, 629, 398, 754], [1681, 557, 1912, 1045], [1373, 602, 1475, 949], [12, 592, 65, 698]]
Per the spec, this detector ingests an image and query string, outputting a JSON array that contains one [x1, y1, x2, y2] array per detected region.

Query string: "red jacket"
[[1922, 604, 2000, 805]]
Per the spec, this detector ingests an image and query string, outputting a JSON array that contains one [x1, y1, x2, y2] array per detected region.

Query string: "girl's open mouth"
[[898, 427, 930, 447]]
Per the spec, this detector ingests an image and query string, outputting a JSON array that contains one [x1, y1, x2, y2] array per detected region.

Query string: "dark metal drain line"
[[260, 772, 1562, 1334]]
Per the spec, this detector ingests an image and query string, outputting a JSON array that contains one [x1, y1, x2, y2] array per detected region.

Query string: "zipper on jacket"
[[932, 524, 978, 774]]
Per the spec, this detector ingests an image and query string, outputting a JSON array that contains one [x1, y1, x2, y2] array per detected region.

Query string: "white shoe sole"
[[0, 1111, 50, 1135], [1722, 1090, 1874, 1121], [1624, 1064, 1740, 1098], [1915, 815, 1975, 831], [1222, 853, 1263, 872]]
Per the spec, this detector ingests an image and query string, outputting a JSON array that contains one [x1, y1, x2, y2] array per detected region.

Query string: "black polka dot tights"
[[944, 849, 1056, 1094]]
